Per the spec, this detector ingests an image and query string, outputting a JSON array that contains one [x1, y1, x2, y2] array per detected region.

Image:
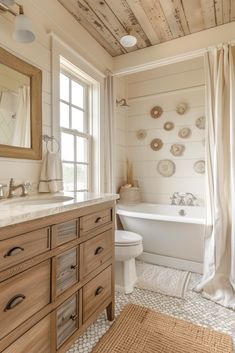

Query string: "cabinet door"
[[56, 293, 79, 349], [55, 247, 79, 296], [52, 219, 79, 247], [2, 315, 51, 353], [83, 266, 112, 322], [0, 260, 50, 339]]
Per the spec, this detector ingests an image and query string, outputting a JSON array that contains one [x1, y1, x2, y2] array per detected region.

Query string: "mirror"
[[0, 47, 42, 159]]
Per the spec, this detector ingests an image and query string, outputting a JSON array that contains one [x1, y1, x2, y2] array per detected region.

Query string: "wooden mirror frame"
[[0, 47, 42, 160]]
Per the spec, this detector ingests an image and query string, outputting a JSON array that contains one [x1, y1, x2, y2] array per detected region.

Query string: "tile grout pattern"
[[67, 273, 235, 353]]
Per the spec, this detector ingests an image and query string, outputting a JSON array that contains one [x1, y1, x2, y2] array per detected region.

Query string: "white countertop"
[[0, 192, 119, 228]]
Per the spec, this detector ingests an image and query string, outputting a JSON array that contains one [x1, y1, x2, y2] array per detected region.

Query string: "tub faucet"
[[7, 178, 27, 198], [170, 192, 178, 205]]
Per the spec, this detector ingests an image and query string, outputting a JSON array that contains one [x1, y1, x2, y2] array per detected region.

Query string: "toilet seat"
[[115, 230, 142, 247]]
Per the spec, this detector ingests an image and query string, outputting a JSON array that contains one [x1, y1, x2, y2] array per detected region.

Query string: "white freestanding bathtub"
[[116, 203, 206, 273]]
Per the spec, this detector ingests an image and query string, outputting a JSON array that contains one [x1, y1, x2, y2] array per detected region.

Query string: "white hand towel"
[[39, 152, 63, 193]]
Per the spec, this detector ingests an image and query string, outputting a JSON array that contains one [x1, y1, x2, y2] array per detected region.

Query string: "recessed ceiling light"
[[120, 34, 137, 48]]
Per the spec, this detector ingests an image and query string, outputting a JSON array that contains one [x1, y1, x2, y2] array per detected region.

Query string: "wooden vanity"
[[0, 199, 115, 353]]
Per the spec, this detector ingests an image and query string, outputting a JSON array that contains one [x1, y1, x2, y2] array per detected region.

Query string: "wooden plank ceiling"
[[57, 0, 235, 57]]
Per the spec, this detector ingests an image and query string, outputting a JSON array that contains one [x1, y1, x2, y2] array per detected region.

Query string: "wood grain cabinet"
[[0, 200, 115, 353]]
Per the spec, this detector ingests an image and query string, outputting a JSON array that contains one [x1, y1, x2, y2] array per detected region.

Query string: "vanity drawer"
[[0, 260, 50, 339], [80, 208, 112, 234], [55, 247, 79, 296], [83, 266, 112, 322], [52, 219, 79, 247], [3, 314, 51, 353], [56, 293, 79, 348], [0, 227, 50, 272], [81, 230, 113, 277]]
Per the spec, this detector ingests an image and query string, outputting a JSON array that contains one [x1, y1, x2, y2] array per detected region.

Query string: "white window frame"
[[60, 68, 92, 192]]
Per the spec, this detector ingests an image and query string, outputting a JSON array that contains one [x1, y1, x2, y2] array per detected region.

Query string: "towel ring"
[[42, 135, 60, 153]]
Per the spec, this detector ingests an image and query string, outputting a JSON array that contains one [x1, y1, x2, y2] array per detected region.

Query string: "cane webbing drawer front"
[[52, 219, 79, 247], [56, 247, 79, 296], [56, 293, 79, 348], [0, 228, 50, 272], [2, 315, 51, 353], [0, 260, 50, 339], [83, 266, 112, 323], [80, 208, 112, 234], [81, 230, 113, 277]]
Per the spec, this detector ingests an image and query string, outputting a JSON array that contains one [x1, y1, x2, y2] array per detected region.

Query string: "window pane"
[[72, 80, 84, 108], [72, 107, 84, 132], [61, 133, 74, 161], [60, 73, 69, 102], [60, 102, 69, 128], [77, 164, 88, 190], [76, 136, 88, 162], [63, 163, 74, 191]]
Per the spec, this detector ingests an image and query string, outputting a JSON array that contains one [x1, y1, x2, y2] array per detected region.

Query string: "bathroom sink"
[[6, 195, 74, 206]]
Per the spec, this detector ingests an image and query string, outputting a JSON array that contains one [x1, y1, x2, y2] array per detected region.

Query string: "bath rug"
[[135, 261, 191, 298], [91, 304, 233, 353]]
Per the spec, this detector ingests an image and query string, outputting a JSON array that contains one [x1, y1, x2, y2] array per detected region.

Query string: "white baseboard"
[[138, 252, 203, 274]]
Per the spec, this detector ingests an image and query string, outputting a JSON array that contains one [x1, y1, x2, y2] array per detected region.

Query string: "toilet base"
[[115, 258, 137, 294]]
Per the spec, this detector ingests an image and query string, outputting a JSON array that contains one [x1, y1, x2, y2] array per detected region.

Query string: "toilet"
[[115, 230, 143, 294]]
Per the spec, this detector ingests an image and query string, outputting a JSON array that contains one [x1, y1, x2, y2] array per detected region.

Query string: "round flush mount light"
[[120, 34, 137, 48]]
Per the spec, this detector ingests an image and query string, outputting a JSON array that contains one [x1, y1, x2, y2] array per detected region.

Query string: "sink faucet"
[[7, 178, 27, 198]]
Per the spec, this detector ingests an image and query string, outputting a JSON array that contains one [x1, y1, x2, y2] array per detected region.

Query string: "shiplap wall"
[[126, 57, 206, 205], [0, 0, 112, 192], [115, 77, 127, 192]]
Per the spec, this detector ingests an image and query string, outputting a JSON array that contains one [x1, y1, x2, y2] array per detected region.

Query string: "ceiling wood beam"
[[159, 0, 186, 38], [230, 0, 235, 21], [215, 0, 223, 25], [125, 0, 160, 45], [200, 0, 216, 29], [223, 0, 230, 23], [182, 0, 205, 33]]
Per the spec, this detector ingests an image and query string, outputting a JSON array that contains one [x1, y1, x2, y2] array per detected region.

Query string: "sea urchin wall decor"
[[170, 144, 185, 156], [136, 129, 147, 140], [164, 121, 174, 131], [178, 127, 191, 139], [194, 160, 205, 174], [157, 159, 176, 177], [195, 116, 205, 129], [150, 106, 163, 119], [150, 138, 163, 151], [176, 103, 188, 115]]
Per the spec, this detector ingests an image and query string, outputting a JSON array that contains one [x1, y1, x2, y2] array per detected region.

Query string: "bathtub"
[[116, 203, 206, 273]]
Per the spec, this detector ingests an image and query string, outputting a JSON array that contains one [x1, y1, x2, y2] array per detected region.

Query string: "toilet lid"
[[115, 230, 142, 246]]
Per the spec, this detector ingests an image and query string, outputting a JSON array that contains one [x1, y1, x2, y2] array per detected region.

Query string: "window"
[[60, 71, 91, 191]]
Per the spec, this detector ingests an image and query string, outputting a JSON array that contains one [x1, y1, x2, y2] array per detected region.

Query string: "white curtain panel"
[[195, 45, 235, 309], [12, 85, 30, 147], [104, 73, 115, 193]]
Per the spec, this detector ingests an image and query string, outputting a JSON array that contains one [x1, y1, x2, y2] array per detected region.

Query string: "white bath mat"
[[135, 261, 191, 299]]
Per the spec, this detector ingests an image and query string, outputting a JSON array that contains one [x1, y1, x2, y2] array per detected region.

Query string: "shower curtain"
[[12, 85, 30, 147], [196, 45, 235, 309], [103, 72, 115, 193]]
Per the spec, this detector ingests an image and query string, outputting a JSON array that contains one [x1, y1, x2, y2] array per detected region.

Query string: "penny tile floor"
[[67, 272, 235, 353]]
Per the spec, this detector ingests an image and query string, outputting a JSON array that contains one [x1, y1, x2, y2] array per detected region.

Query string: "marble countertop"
[[0, 192, 119, 228]]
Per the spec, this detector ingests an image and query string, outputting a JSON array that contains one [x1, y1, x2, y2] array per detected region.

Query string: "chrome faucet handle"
[[178, 196, 186, 206], [0, 184, 7, 199]]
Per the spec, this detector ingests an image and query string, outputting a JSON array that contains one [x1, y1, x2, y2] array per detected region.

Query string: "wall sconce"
[[116, 98, 129, 108], [0, 1, 35, 43]]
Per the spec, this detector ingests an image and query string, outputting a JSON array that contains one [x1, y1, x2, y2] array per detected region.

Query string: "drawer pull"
[[70, 264, 78, 270], [95, 217, 103, 223], [4, 246, 24, 258], [95, 246, 104, 255], [95, 286, 104, 296], [4, 294, 26, 312], [70, 314, 77, 321]]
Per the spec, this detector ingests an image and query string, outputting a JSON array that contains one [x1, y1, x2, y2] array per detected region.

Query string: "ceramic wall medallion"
[[178, 127, 191, 139], [194, 160, 205, 174], [136, 129, 147, 140], [196, 116, 205, 129], [170, 144, 185, 156], [150, 138, 163, 151], [176, 103, 188, 115], [150, 105, 163, 119], [157, 159, 176, 177], [164, 121, 174, 131]]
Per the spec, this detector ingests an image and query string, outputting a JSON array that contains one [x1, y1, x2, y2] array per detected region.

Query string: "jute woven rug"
[[92, 304, 233, 353]]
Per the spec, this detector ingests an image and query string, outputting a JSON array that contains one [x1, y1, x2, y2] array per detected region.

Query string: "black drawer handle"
[[95, 217, 103, 223], [70, 314, 77, 321], [95, 286, 104, 296], [95, 246, 104, 255], [4, 246, 24, 258], [4, 294, 26, 312], [70, 264, 78, 270]]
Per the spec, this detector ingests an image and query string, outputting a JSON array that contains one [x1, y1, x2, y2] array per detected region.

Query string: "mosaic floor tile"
[[67, 273, 235, 353]]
